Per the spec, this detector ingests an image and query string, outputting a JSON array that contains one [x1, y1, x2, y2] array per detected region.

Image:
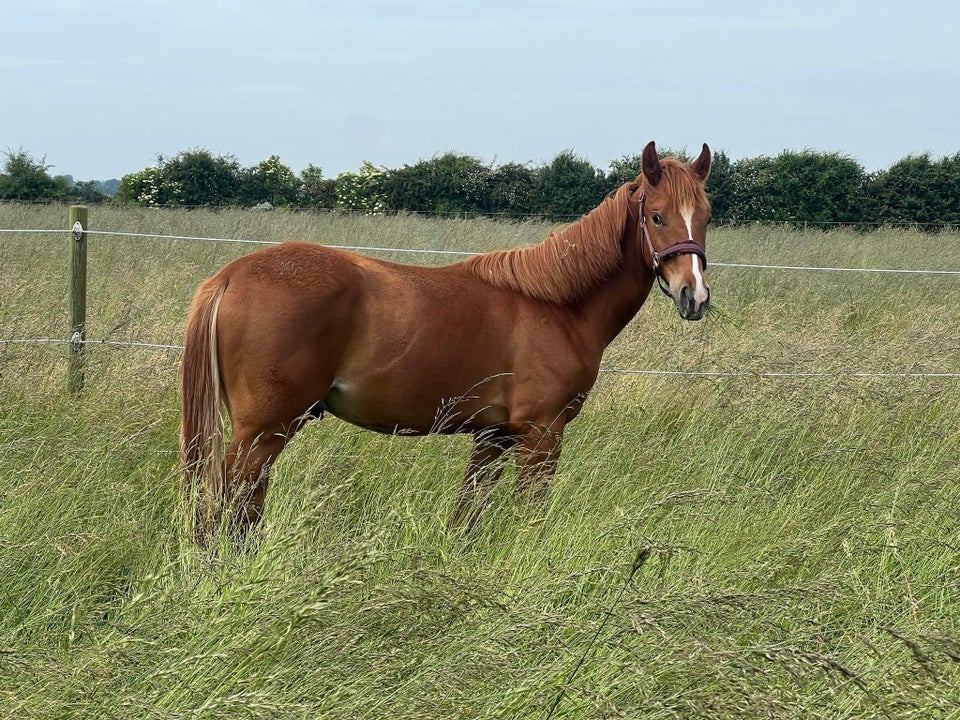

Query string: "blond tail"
[[179, 279, 228, 506]]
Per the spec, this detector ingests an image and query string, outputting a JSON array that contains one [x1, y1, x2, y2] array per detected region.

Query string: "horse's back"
[[215, 241, 358, 293], [204, 240, 594, 437]]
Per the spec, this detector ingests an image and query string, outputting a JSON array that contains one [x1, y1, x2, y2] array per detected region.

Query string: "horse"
[[180, 141, 712, 543]]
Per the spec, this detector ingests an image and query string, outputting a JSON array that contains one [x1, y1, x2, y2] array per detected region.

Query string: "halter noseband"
[[637, 191, 707, 295]]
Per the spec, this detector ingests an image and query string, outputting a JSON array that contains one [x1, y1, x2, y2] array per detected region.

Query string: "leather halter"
[[637, 190, 707, 295]]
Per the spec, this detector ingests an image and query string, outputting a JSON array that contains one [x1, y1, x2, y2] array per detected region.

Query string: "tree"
[[115, 166, 166, 206], [865, 152, 960, 227], [335, 161, 387, 213], [238, 155, 301, 207], [380, 153, 492, 215], [536, 151, 606, 220], [159, 149, 241, 206], [704, 149, 733, 222], [719, 156, 777, 223], [767, 150, 867, 224], [605, 154, 643, 193], [73, 180, 109, 204], [720, 151, 867, 225], [0, 149, 73, 202], [114, 150, 242, 207], [298, 164, 336, 210], [488, 162, 538, 217], [379, 163, 429, 213]]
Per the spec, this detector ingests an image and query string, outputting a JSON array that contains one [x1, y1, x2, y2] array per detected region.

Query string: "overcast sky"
[[3, 0, 959, 181]]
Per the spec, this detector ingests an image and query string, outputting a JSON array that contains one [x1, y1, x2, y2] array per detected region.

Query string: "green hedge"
[[6, 146, 960, 227]]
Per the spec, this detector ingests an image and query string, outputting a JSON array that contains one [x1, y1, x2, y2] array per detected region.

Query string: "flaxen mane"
[[462, 181, 633, 305]]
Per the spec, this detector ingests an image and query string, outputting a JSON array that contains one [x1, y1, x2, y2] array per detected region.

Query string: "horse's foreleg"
[[449, 431, 513, 534], [514, 422, 564, 507]]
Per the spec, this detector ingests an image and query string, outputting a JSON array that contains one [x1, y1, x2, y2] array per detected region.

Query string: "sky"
[[3, 0, 959, 182]]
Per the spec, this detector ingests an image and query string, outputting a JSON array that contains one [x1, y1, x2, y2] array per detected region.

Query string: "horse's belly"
[[321, 376, 509, 436]]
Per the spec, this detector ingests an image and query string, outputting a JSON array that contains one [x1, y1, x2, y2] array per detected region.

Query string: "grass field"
[[1, 203, 959, 718]]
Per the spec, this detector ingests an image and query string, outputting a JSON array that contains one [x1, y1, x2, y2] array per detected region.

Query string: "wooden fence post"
[[67, 205, 88, 395]]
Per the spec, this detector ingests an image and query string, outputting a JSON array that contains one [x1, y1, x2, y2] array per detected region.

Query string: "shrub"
[[536, 150, 606, 220], [335, 161, 387, 213]]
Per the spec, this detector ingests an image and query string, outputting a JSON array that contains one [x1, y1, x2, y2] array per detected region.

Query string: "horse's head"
[[634, 141, 712, 320]]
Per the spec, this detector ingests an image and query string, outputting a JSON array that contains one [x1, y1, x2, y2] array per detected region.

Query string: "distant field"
[[1, 203, 959, 718]]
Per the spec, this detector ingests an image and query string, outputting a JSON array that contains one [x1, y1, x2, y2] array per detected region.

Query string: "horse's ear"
[[690, 143, 711, 181], [641, 141, 662, 186]]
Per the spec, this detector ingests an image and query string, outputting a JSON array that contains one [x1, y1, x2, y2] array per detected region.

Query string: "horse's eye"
[[651, 212, 663, 227]]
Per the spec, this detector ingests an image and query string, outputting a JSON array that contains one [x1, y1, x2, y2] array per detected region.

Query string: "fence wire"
[[3, 221, 959, 380], [1, 337, 184, 351], [3, 337, 959, 380], [5, 225, 960, 273]]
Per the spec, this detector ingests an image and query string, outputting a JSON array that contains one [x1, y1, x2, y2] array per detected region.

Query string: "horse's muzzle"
[[676, 285, 709, 321]]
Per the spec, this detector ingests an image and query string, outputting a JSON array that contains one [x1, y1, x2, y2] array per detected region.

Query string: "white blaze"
[[690, 255, 708, 306], [683, 208, 695, 242], [683, 207, 709, 307]]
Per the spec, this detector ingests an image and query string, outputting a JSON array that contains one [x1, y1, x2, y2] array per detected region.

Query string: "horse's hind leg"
[[195, 433, 284, 546], [221, 430, 289, 543], [449, 429, 513, 534]]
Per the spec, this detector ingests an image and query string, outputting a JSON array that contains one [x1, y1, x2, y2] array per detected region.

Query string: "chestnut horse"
[[180, 141, 712, 542]]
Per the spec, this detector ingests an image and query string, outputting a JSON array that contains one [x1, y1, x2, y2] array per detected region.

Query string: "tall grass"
[[1, 204, 959, 718]]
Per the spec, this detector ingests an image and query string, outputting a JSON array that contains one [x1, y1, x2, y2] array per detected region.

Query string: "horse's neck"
[[578, 220, 654, 349]]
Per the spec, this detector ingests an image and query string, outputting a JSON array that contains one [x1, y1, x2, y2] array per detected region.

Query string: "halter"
[[637, 191, 708, 296]]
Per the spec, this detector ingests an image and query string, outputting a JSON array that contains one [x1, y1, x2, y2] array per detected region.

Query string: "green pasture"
[[1, 204, 958, 718]]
